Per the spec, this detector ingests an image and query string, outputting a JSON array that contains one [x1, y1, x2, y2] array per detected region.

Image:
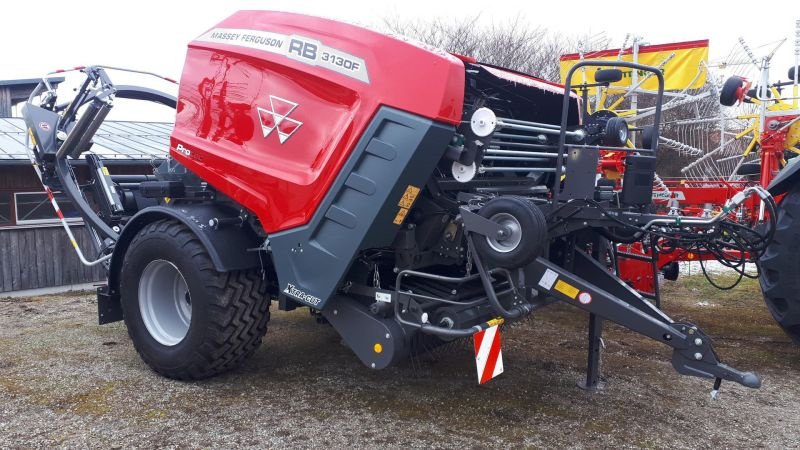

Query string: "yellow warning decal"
[[554, 279, 579, 299], [101, 167, 110, 176], [393, 207, 409, 225], [398, 185, 421, 209]]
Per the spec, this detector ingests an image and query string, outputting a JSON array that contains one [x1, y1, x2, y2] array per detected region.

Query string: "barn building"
[[0, 78, 171, 295]]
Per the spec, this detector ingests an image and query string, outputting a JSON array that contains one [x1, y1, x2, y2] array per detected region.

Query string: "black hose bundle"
[[693, 194, 778, 290], [556, 193, 778, 291]]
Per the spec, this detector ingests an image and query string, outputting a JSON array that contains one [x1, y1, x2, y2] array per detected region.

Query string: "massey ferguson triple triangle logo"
[[257, 95, 303, 144]]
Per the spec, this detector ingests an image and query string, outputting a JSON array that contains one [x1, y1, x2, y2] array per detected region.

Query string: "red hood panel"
[[170, 11, 465, 232]]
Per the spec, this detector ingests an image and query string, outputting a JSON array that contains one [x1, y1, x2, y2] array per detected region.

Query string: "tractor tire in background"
[[720, 76, 744, 107], [759, 186, 800, 344], [120, 219, 271, 379]]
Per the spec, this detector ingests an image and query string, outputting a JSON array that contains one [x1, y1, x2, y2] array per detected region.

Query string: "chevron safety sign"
[[473, 325, 504, 384]]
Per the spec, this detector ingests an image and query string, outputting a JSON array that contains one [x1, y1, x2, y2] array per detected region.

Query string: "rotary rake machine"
[[582, 23, 800, 344]]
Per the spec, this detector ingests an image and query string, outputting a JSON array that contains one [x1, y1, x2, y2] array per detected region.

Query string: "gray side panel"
[[322, 295, 409, 369], [270, 107, 454, 309]]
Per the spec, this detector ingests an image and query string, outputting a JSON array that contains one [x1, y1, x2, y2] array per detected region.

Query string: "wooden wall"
[[0, 112, 163, 291], [0, 225, 105, 293], [0, 165, 104, 293], [0, 164, 156, 293], [0, 165, 42, 190]]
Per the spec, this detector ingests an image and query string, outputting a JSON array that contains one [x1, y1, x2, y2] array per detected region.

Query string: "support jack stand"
[[527, 254, 761, 391], [577, 313, 606, 391]]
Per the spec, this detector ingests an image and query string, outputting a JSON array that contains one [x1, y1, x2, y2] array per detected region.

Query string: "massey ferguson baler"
[[20, 11, 775, 395]]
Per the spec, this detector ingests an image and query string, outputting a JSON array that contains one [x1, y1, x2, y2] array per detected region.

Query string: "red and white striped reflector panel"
[[473, 325, 504, 384]]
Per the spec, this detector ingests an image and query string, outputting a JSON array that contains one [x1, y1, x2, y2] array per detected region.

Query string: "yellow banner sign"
[[559, 40, 708, 93]]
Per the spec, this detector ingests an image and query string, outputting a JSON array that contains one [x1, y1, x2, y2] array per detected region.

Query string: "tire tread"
[[122, 219, 270, 380], [759, 188, 800, 344]]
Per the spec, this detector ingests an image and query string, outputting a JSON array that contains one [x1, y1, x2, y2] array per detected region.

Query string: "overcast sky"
[[3, 0, 798, 119]]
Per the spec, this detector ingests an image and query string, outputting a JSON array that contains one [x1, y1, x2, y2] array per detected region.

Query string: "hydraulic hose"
[[392, 266, 517, 337], [419, 317, 505, 338], [466, 234, 532, 320]]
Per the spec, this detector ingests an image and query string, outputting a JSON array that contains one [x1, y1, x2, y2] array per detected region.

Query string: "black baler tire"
[[641, 125, 657, 150], [120, 219, 270, 380], [603, 117, 629, 147], [759, 187, 800, 344], [736, 162, 761, 176], [720, 76, 744, 106], [472, 196, 546, 269]]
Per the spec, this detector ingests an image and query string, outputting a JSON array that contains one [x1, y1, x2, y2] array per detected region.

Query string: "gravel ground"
[[1, 275, 799, 449]]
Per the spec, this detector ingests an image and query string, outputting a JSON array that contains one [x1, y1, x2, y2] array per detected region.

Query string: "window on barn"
[[0, 192, 11, 226], [14, 192, 81, 225]]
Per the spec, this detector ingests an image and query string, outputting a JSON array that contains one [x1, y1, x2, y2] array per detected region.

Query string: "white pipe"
[[631, 37, 640, 146]]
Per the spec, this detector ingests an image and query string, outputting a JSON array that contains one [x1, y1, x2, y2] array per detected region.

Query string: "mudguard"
[[100, 203, 262, 324]]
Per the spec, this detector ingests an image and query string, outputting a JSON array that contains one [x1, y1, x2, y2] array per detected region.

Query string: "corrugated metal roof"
[[0, 77, 64, 87], [0, 118, 171, 162]]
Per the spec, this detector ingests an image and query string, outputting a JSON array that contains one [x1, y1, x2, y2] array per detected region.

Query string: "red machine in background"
[[614, 178, 762, 300], [607, 71, 800, 301]]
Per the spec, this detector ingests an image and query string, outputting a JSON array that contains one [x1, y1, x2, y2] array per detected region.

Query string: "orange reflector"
[[373, 343, 383, 354]]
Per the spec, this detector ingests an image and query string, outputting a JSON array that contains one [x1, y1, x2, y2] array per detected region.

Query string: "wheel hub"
[[485, 212, 522, 253], [139, 259, 192, 346]]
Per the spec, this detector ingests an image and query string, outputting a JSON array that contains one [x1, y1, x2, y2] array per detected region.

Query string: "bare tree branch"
[[382, 14, 578, 82]]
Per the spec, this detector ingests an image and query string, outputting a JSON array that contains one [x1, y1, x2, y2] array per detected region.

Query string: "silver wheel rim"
[[485, 213, 523, 253], [139, 260, 192, 346]]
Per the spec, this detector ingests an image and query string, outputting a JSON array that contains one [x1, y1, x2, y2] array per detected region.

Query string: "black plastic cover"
[[22, 104, 60, 159], [620, 155, 657, 205], [140, 181, 186, 198]]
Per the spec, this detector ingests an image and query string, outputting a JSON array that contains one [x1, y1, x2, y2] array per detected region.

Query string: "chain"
[[465, 243, 473, 274], [373, 263, 381, 288]]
